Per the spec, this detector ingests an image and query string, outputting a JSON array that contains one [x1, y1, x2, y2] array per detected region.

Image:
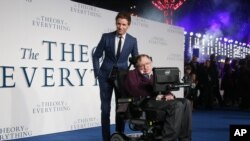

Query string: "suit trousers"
[[98, 77, 125, 141]]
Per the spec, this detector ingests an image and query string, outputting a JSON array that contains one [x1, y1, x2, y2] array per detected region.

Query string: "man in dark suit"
[[123, 54, 192, 141], [92, 12, 138, 141]]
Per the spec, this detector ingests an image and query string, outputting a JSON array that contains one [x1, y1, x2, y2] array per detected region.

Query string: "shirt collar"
[[116, 33, 126, 39], [140, 70, 153, 76]]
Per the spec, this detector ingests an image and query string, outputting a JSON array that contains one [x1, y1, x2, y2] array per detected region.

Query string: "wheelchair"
[[110, 65, 189, 141], [111, 96, 167, 141]]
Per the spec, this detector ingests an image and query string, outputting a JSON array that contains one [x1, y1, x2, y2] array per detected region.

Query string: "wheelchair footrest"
[[130, 119, 146, 125]]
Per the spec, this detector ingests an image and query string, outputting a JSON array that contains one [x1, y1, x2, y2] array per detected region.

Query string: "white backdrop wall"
[[0, 0, 184, 140]]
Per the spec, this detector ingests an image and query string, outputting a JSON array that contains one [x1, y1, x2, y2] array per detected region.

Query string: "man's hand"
[[155, 94, 164, 101], [156, 94, 175, 101], [164, 94, 175, 101]]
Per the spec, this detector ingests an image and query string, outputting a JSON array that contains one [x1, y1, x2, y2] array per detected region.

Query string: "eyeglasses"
[[138, 62, 152, 68]]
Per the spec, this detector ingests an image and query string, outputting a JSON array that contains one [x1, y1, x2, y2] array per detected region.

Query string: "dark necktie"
[[116, 36, 122, 59], [143, 74, 150, 79]]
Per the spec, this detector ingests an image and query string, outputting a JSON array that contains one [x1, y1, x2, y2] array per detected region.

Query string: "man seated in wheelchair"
[[122, 54, 192, 141]]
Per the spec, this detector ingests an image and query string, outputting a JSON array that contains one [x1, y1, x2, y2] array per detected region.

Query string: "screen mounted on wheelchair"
[[153, 67, 180, 93]]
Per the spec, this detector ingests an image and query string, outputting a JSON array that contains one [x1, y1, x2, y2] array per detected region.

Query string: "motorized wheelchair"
[[110, 58, 189, 141]]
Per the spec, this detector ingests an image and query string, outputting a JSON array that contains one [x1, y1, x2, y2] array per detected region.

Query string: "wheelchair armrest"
[[132, 96, 151, 106], [118, 98, 133, 103], [117, 96, 150, 103]]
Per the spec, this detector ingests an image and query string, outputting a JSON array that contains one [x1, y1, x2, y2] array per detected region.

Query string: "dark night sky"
[[72, 0, 250, 43]]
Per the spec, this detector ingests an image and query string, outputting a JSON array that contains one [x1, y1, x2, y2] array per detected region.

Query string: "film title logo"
[[33, 101, 70, 114], [148, 36, 168, 46], [0, 126, 32, 140], [70, 3, 101, 17], [70, 117, 100, 130], [32, 16, 70, 31], [132, 17, 149, 28]]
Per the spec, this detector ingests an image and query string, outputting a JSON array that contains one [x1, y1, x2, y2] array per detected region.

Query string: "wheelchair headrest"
[[129, 57, 137, 66]]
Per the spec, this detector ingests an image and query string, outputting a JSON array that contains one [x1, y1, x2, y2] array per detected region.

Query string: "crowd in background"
[[183, 54, 250, 110]]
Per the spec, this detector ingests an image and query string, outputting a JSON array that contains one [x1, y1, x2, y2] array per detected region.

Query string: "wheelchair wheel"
[[110, 133, 128, 141]]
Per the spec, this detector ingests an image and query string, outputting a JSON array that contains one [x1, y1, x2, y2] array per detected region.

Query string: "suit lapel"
[[110, 32, 116, 58]]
